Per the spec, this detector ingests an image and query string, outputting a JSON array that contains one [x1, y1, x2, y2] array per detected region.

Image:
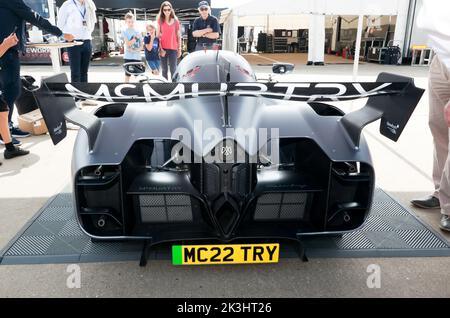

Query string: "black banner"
[[0, 298, 444, 315]]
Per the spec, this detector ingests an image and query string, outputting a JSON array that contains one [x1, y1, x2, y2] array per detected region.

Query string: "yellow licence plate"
[[172, 243, 279, 265]]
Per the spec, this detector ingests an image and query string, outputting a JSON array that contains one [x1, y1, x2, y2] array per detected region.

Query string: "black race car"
[[34, 50, 424, 263]]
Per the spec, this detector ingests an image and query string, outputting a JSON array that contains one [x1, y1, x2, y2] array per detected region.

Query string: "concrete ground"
[[0, 54, 449, 298], [242, 52, 360, 66]]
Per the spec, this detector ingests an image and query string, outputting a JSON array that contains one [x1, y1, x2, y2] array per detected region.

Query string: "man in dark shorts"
[[0, 34, 29, 163], [0, 0, 73, 145], [192, 1, 220, 51], [0, 0, 73, 162]]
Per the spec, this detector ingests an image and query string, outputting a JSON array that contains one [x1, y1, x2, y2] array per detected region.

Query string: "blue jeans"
[[67, 40, 92, 82], [160, 49, 178, 80], [147, 59, 161, 72], [0, 50, 21, 123]]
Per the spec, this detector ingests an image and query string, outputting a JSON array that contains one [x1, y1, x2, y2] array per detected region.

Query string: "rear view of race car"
[[33, 50, 424, 265]]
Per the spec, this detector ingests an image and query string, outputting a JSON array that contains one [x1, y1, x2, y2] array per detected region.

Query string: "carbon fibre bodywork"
[[34, 50, 424, 244]]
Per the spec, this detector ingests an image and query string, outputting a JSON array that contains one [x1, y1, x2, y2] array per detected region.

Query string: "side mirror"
[[272, 63, 295, 74], [123, 62, 146, 76]]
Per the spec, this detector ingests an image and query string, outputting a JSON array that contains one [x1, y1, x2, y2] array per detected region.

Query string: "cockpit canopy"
[[173, 50, 257, 83]]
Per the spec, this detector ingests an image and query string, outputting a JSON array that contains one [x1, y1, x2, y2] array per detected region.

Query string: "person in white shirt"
[[411, 0, 450, 232], [57, 0, 97, 83]]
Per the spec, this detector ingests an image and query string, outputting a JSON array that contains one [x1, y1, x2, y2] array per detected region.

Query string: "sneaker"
[[440, 215, 450, 232], [4, 146, 30, 159], [9, 125, 31, 138], [0, 135, 22, 146], [410, 195, 440, 209]]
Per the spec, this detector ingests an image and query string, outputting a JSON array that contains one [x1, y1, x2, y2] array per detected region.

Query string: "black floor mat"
[[1, 189, 449, 265]]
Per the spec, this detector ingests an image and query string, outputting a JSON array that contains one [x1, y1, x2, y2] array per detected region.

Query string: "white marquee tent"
[[220, 0, 410, 77]]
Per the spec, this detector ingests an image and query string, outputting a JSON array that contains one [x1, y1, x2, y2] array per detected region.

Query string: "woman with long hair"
[[156, 1, 181, 80]]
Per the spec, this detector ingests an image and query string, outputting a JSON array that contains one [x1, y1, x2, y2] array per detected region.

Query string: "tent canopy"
[[225, 14, 310, 29], [224, 0, 402, 17], [55, 0, 199, 9], [221, 0, 408, 49], [55, 0, 200, 20], [221, 0, 410, 78]]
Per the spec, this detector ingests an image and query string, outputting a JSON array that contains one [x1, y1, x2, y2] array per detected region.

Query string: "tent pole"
[[315, 14, 325, 64], [352, 14, 364, 80], [393, 0, 410, 64], [48, 0, 61, 73], [233, 14, 239, 53], [307, 14, 315, 65]]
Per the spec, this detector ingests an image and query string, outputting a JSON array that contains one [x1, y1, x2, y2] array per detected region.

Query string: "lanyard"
[[72, 0, 86, 20]]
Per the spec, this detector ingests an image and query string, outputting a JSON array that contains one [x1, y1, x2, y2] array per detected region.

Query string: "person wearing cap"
[[192, 1, 220, 51]]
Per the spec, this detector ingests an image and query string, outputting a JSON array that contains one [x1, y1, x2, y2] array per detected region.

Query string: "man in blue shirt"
[[192, 1, 220, 51], [0, 0, 74, 148]]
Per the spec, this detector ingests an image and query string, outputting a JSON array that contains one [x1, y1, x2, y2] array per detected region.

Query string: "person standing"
[[0, 33, 29, 162], [0, 0, 74, 151], [144, 22, 160, 75], [122, 12, 143, 83], [247, 27, 254, 53], [192, 1, 220, 51], [411, 0, 450, 232], [157, 1, 181, 81], [57, 0, 97, 84]]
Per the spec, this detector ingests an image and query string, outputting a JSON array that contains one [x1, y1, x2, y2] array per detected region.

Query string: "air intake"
[[254, 192, 309, 221], [139, 194, 193, 223]]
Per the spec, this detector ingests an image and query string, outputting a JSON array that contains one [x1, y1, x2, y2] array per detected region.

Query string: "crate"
[[411, 47, 434, 66]]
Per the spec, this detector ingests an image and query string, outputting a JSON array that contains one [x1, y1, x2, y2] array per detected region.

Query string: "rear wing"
[[340, 72, 424, 147], [35, 73, 102, 151], [34, 72, 424, 151]]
